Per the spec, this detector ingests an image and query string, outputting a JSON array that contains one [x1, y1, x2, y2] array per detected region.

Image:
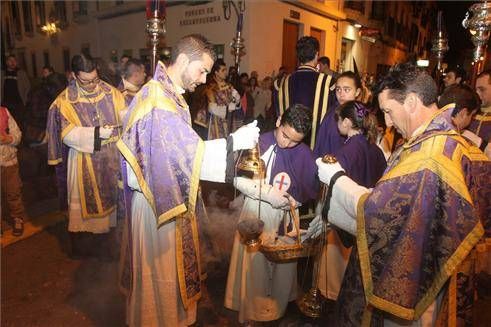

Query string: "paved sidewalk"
[[1, 210, 65, 248]]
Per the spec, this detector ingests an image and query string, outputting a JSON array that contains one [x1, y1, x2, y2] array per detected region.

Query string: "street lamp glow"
[[416, 59, 429, 67], [41, 22, 58, 36]]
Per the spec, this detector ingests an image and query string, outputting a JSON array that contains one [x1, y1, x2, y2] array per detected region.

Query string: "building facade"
[[1, 0, 436, 80]]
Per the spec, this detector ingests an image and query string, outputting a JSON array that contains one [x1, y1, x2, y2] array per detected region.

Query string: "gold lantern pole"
[[462, 1, 491, 87], [223, 0, 246, 75], [297, 154, 337, 318], [146, 0, 166, 75], [431, 11, 449, 81]]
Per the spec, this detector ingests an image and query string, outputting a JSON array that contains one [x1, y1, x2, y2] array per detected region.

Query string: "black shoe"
[[12, 218, 24, 236]]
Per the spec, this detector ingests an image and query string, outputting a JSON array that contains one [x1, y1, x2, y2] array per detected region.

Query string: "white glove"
[[232, 88, 241, 103], [209, 103, 227, 119], [231, 120, 260, 151], [99, 127, 114, 139], [234, 177, 261, 198], [316, 158, 345, 185], [303, 215, 326, 240], [262, 186, 290, 209], [233, 177, 289, 209], [228, 102, 237, 112]]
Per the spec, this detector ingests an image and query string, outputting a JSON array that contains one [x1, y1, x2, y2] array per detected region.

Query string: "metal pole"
[[146, 0, 166, 75], [431, 11, 449, 82], [462, 1, 491, 87]]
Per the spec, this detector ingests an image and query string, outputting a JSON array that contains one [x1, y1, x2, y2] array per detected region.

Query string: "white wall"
[[338, 21, 408, 75], [6, 0, 343, 79], [246, 1, 339, 78]]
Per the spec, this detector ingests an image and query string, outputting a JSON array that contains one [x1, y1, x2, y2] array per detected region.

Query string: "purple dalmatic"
[[336, 105, 491, 326], [468, 111, 491, 143], [335, 134, 386, 188], [47, 79, 125, 218], [259, 131, 319, 204], [117, 62, 205, 309]]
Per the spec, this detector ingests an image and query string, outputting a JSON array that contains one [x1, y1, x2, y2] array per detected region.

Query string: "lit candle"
[[237, 13, 243, 32], [146, 0, 166, 20], [437, 11, 442, 32]]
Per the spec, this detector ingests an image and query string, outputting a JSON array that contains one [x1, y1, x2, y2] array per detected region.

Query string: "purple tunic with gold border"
[[117, 62, 206, 309], [467, 109, 491, 143], [336, 105, 491, 326], [47, 80, 125, 219]]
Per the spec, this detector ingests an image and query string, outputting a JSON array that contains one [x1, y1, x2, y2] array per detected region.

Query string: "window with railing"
[[22, 2, 34, 34], [54, 1, 68, 28], [344, 1, 365, 14], [73, 1, 88, 19], [43, 50, 50, 67], [409, 24, 419, 51], [31, 52, 37, 77], [34, 1, 47, 30], [4, 18, 15, 48], [371, 1, 385, 20], [387, 17, 395, 39], [10, 2, 22, 39]]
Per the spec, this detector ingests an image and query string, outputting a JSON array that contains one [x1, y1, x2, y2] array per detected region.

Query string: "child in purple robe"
[[314, 100, 386, 301], [225, 104, 319, 324], [314, 71, 363, 158]]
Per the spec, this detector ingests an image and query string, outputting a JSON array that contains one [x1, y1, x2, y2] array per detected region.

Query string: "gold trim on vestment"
[[123, 81, 178, 133], [116, 140, 158, 217], [310, 73, 330, 149], [111, 87, 126, 126], [320, 75, 332, 122], [85, 153, 104, 214], [65, 81, 113, 104], [380, 134, 473, 204], [361, 305, 373, 327], [158, 204, 187, 225], [356, 176, 485, 320], [48, 158, 62, 165], [448, 272, 457, 327], [284, 75, 290, 112], [310, 74, 324, 149], [176, 138, 205, 309], [473, 112, 491, 138]]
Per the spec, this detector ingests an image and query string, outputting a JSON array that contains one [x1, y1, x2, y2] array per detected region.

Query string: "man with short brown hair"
[[117, 34, 259, 326]]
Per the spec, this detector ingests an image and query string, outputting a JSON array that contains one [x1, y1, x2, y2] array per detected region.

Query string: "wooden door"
[[310, 27, 324, 56], [282, 20, 299, 73]]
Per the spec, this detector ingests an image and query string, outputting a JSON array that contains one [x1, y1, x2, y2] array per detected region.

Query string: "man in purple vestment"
[[468, 70, 491, 153], [116, 35, 259, 327], [117, 58, 146, 107], [47, 53, 126, 258], [275, 37, 334, 149], [314, 63, 490, 326], [439, 84, 490, 158]]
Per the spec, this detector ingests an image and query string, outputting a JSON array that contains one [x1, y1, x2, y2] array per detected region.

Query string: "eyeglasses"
[[335, 86, 353, 94], [76, 75, 101, 86]]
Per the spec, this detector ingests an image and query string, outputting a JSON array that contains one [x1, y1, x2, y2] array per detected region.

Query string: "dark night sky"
[[438, 1, 480, 66]]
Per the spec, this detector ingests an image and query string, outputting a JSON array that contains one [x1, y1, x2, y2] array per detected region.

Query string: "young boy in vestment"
[[225, 104, 319, 324]]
